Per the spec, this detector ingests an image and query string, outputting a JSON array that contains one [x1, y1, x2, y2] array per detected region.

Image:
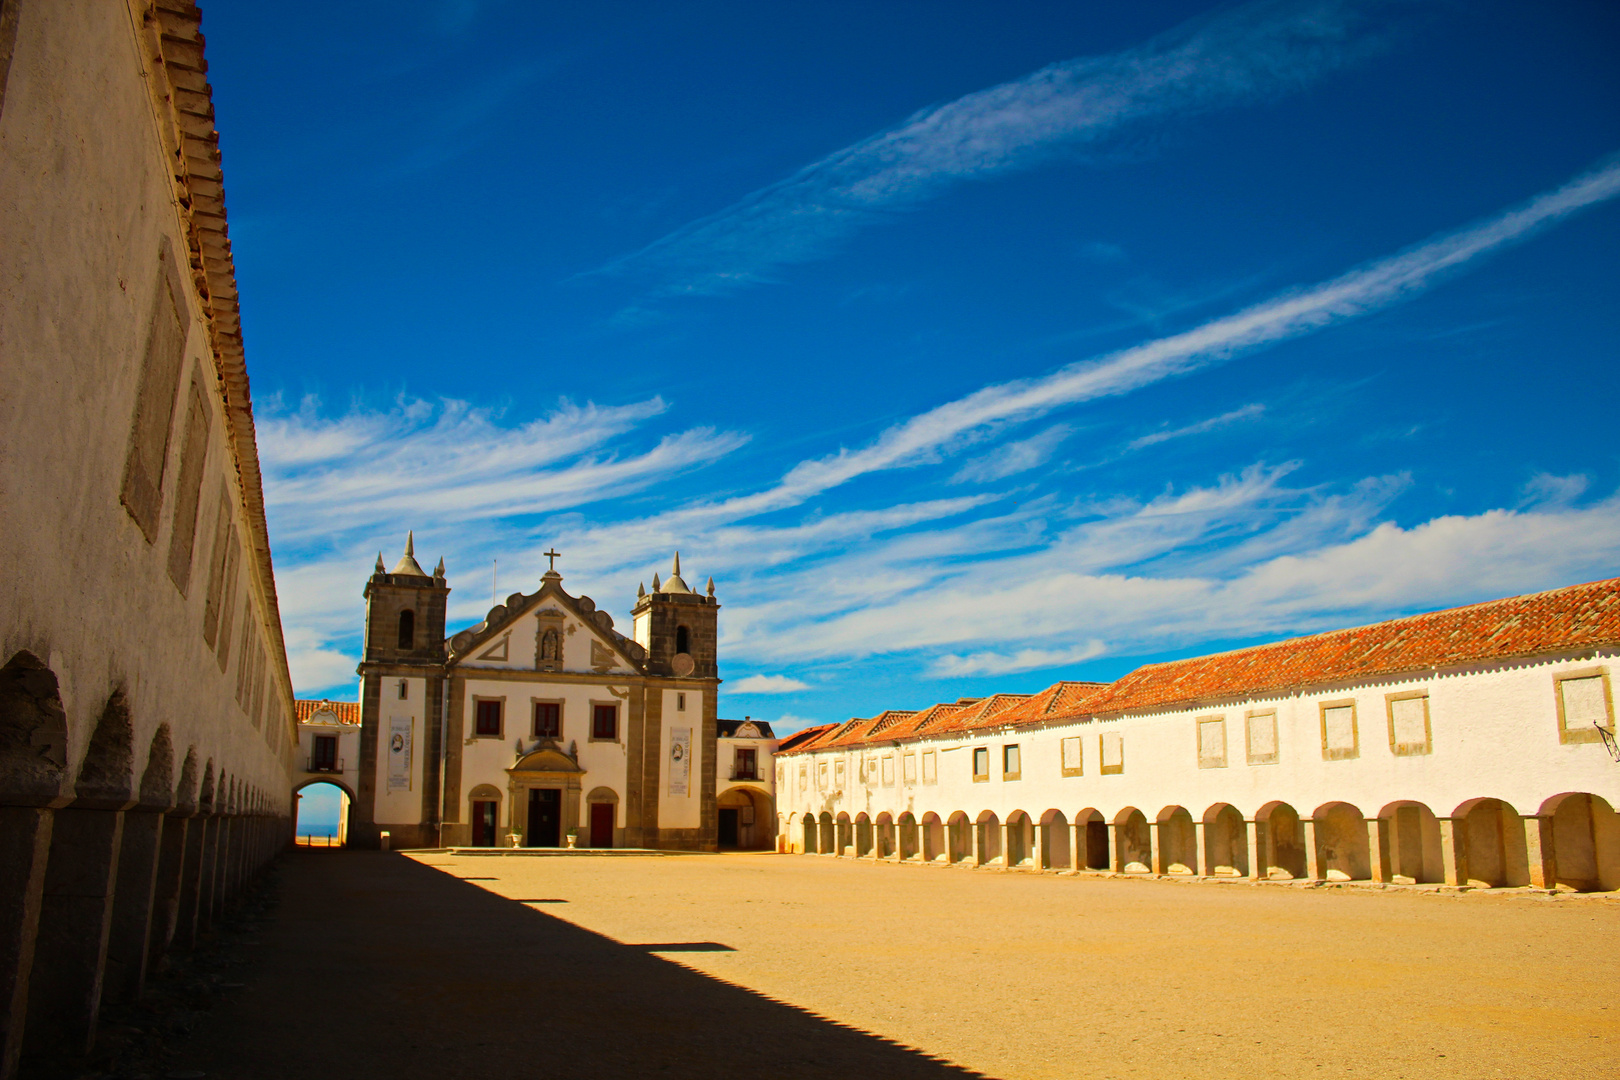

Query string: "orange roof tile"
[[295, 699, 360, 724]]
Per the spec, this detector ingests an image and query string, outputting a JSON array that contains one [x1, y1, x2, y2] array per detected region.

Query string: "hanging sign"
[[388, 716, 412, 791], [668, 726, 692, 797]]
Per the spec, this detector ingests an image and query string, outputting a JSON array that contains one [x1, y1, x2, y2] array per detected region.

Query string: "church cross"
[[543, 548, 562, 571]]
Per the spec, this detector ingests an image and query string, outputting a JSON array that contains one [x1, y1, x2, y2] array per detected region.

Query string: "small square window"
[[1060, 736, 1083, 777], [972, 746, 989, 781], [592, 704, 618, 741], [1099, 731, 1124, 775], [533, 701, 560, 739], [921, 750, 937, 783], [1002, 744, 1020, 780], [474, 698, 502, 737], [1386, 692, 1431, 755], [1245, 710, 1279, 765], [677, 692, 686, 712], [1555, 670, 1613, 744], [397, 680, 408, 700], [1320, 700, 1359, 760], [1197, 716, 1227, 769]]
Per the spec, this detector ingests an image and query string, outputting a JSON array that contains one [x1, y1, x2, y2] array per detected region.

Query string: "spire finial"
[[374, 552, 385, 574], [637, 582, 646, 599], [405, 530, 415, 556], [706, 576, 715, 598], [672, 550, 681, 577], [434, 556, 445, 577], [652, 571, 661, 591]]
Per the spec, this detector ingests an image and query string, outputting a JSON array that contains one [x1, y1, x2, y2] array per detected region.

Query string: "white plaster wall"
[[295, 722, 360, 794], [374, 677, 429, 823], [780, 653, 1620, 832], [658, 687, 701, 829], [717, 736, 775, 797]]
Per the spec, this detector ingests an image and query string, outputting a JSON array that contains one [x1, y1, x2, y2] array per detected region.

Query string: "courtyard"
[[172, 849, 1620, 1079]]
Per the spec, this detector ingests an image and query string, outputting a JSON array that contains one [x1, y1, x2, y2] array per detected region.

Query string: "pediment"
[[510, 747, 584, 775], [447, 574, 646, 673]]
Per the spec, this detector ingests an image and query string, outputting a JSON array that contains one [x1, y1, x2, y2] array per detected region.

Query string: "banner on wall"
[[388, 716, 412, 791], [668, 726, 692, 797]]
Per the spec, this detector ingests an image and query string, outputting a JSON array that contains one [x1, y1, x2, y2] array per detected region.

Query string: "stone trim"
[[1318, 699, 1360, 761], [1384, 689, 1433, 756], [1554, 666, 1613, 745]]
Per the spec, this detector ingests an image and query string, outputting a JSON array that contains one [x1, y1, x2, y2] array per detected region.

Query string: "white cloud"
[[1127, 404, 1265, 451], [600, 0, 1384, 301], [1519, 472, 1589, 509], [930, 641, 1107, 677], [953, 425, 1072, 483], [727, 674, 812, 694], [761, 714, 820, 737]]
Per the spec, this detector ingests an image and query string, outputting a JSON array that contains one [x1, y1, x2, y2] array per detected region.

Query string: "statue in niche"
[[539, 628, 559, 663]]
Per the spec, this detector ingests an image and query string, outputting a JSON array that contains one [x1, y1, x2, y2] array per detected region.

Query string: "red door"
[[590, 802, 614, 848]]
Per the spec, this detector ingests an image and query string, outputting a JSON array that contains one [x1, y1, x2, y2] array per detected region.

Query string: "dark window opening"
[[398, 609, 415, 649], [675, 625, 690, 654], [312, 735, 337, 772], [733, 747, 757, 780], [592, 704, 618, 741], [475, 699, 502, 736], [533, 701, 560, 738]]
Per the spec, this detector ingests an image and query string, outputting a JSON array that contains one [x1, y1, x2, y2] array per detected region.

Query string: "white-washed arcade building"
[[777, 578, 1620, 892]]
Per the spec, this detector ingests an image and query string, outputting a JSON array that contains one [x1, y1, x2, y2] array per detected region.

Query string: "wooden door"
[[589, 802, 614, 848], [472, 801, 496, 847], [528, 788, 562, 847]]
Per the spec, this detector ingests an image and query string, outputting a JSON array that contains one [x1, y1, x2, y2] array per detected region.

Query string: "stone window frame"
[[676, 691, 686, 712], [1099, 731, 1124, 775], [1554, 666, 1614, 745], [1196, 714, 1228, 769], [921, 749, 937, 784], [797, 762, 807, 792], [1059, 735, 1083, 777], [902, 752, 917, 785], [817, 760, 828, 789], [472, 695, 505, 738], [1319, 698, 1360, 761], [880, 754, 895, 787], [531, 696, 564, 740], [834, 757, 846, 787], [1245, 709, 1279, 766], [1385, 690, 1433, 756], [397, 679, 409, 700], [972, 745, 990, 783], [588, 700, 621, 743], [1002, 743, 1021, 781]]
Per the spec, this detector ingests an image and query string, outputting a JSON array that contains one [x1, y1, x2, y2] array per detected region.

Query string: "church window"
[[1100, 732, 1124, 774], [675, 625, 690, 654], [972, 747, 989, 781], [902, 753, 916, 784], [398, 609, 415, 650], [1197, 716, 1227, 769], [921, 750, 936, 784], [1320, 701, 1359, 760], [1061, 736, 1083, 776], [533, 701, 561, 738], [1002, 744, 1021, 780], [1555, 670, 1613, 744], [397, 680, 408, 700], [1245, 711, 1278, 765], [677, 692, 686, 712], [592, 703, 618, 741], [474, 698, 503, 737], [1386, 692, 1432, 755], [880, 755, 894, 786]]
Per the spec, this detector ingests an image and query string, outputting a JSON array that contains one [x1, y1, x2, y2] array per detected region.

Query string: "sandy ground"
[[179, 850, 1619, 1080]]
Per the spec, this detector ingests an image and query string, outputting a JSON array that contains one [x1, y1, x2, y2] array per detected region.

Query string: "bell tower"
[[355, 532, 450, 848], [631, 551, 718, 677]]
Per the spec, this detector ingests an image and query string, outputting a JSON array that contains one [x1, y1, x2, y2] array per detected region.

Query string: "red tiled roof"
[[295, 699, 360, 724], [775, 724, 837, 752], [775, 577, 1620, 754]]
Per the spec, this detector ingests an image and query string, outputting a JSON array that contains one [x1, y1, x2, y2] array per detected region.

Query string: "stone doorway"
[[590, 802, 615, 848], [718, 808, 739, 848], [529, 788, 562, 847], [471, 800, 498, 847]]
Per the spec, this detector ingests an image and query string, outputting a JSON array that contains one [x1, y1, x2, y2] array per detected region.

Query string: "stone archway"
[[507, 745, 585, 848], [717, 786, 772, 850], [294, 777, 356, 847]]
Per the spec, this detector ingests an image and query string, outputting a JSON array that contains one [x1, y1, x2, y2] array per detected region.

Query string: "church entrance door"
[[718, 809, 739, 848], [528, 788, 562, 847], [589, 802, 614, 848], [472, 800, 497, 847]]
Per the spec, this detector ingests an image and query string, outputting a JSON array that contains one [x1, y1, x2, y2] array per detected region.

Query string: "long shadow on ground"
[[180, 850, 989, 1079]]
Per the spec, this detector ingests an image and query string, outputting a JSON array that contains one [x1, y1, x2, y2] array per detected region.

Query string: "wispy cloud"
[[952, 424, 1073, 483], [1127, 403, 1266, 451], [599, 0, 1388, 302], [931, 641, 1107, 677], [728, 675, 812, 694]]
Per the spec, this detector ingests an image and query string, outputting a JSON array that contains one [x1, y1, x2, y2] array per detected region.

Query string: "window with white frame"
[[1099, 731, 1124, 774], [1002, 744, 1021, 780], [1320, 701, 1358, 760], [1556, 670, 1614, 744], [972, 746, 989, 781], [1245, 710, 1279, 765], [1386, 692, 1432, 755]]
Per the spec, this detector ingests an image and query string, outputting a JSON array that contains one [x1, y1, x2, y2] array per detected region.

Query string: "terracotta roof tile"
[[295, 699, 360, 724]]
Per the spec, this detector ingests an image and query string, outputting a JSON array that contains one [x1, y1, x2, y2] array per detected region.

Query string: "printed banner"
[[668, 726, 692, 797], [387, 716, 412, 791]]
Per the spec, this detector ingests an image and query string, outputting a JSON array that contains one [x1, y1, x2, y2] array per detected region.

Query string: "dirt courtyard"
[[180, 850, 1618, 1079]]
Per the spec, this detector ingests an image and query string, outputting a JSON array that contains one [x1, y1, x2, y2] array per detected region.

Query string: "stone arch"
[[0, 650, 70, 804], [1256, 801, 1306, 880], [800, 812, 816, 854], [1201, 803, 1249, 877], [198, 759, 215, 812], [818, 811, 835, 854], [975, 810, 1003, 866], [875, 811, 894, 858], [1375, 800, 1442, 884], [1076, 808, 1109, 870], [1312, 801, 1371, 881], [1538, 792, 1620, 892], [718, 786, 772, 850], [855, 812, 873, 857], [1452, 797, 1530, 888], [293, 777, 355, 846], [1155, 806, 1196, 874], [1039, 809, 1070, 870], [76, 688, 136, 807], [835, 811, 852, 856], [1005, 810, 1034, 868], [398, 608, 415, 649], [138, 723, 176, 811], [897, 811, 919, 861], [946, 811, 972, 864], [920, 812, 945, 863], [1114, 807, 1151, 872]]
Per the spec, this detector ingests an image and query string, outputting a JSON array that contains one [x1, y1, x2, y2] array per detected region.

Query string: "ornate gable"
[[446, 571, 646, 675]]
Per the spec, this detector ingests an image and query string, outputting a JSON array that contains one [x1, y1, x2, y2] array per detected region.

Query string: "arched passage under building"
[[717, 786, 773, 850], [294, 779, 354, 847]]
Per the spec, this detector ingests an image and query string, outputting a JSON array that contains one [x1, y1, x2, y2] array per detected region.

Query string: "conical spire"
[[672, 551, 681, 577], [651, 572, 661, 591], [637, 582, 646, 599], [374, 552, 385, 574], [661, 550, 691, 593], [706, 576, 715, 598], [391, 531, 427, 576], [434, 556, 446, 578]]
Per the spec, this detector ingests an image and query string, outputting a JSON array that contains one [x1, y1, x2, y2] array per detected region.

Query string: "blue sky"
[[204, 0, 1620, 735]]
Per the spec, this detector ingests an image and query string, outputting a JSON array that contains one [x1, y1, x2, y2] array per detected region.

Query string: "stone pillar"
[[1439, 817, 1465, 886], [103, 810, 164, 1003], [1523, 815, 1556, 890], [999, 823, 1013, 870], [23, 808, 125, 1057], [1369, 817, 1390, 884], [173, 815, 208, 948], [1246, 819, 1263, 880], [1193, 820, 1209, 876], [148, 815, 189, 966], [1106, 821, 1122, 873], [1070, 823, 1084, 871], [1151, 821, 1170, 875], [196, 814, 220, 933], [1302, 818, 1323, 882], [0, 807, 53, 1079]]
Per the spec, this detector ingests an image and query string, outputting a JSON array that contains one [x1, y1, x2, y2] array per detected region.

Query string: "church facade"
[[347, 539, 724, 851]]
